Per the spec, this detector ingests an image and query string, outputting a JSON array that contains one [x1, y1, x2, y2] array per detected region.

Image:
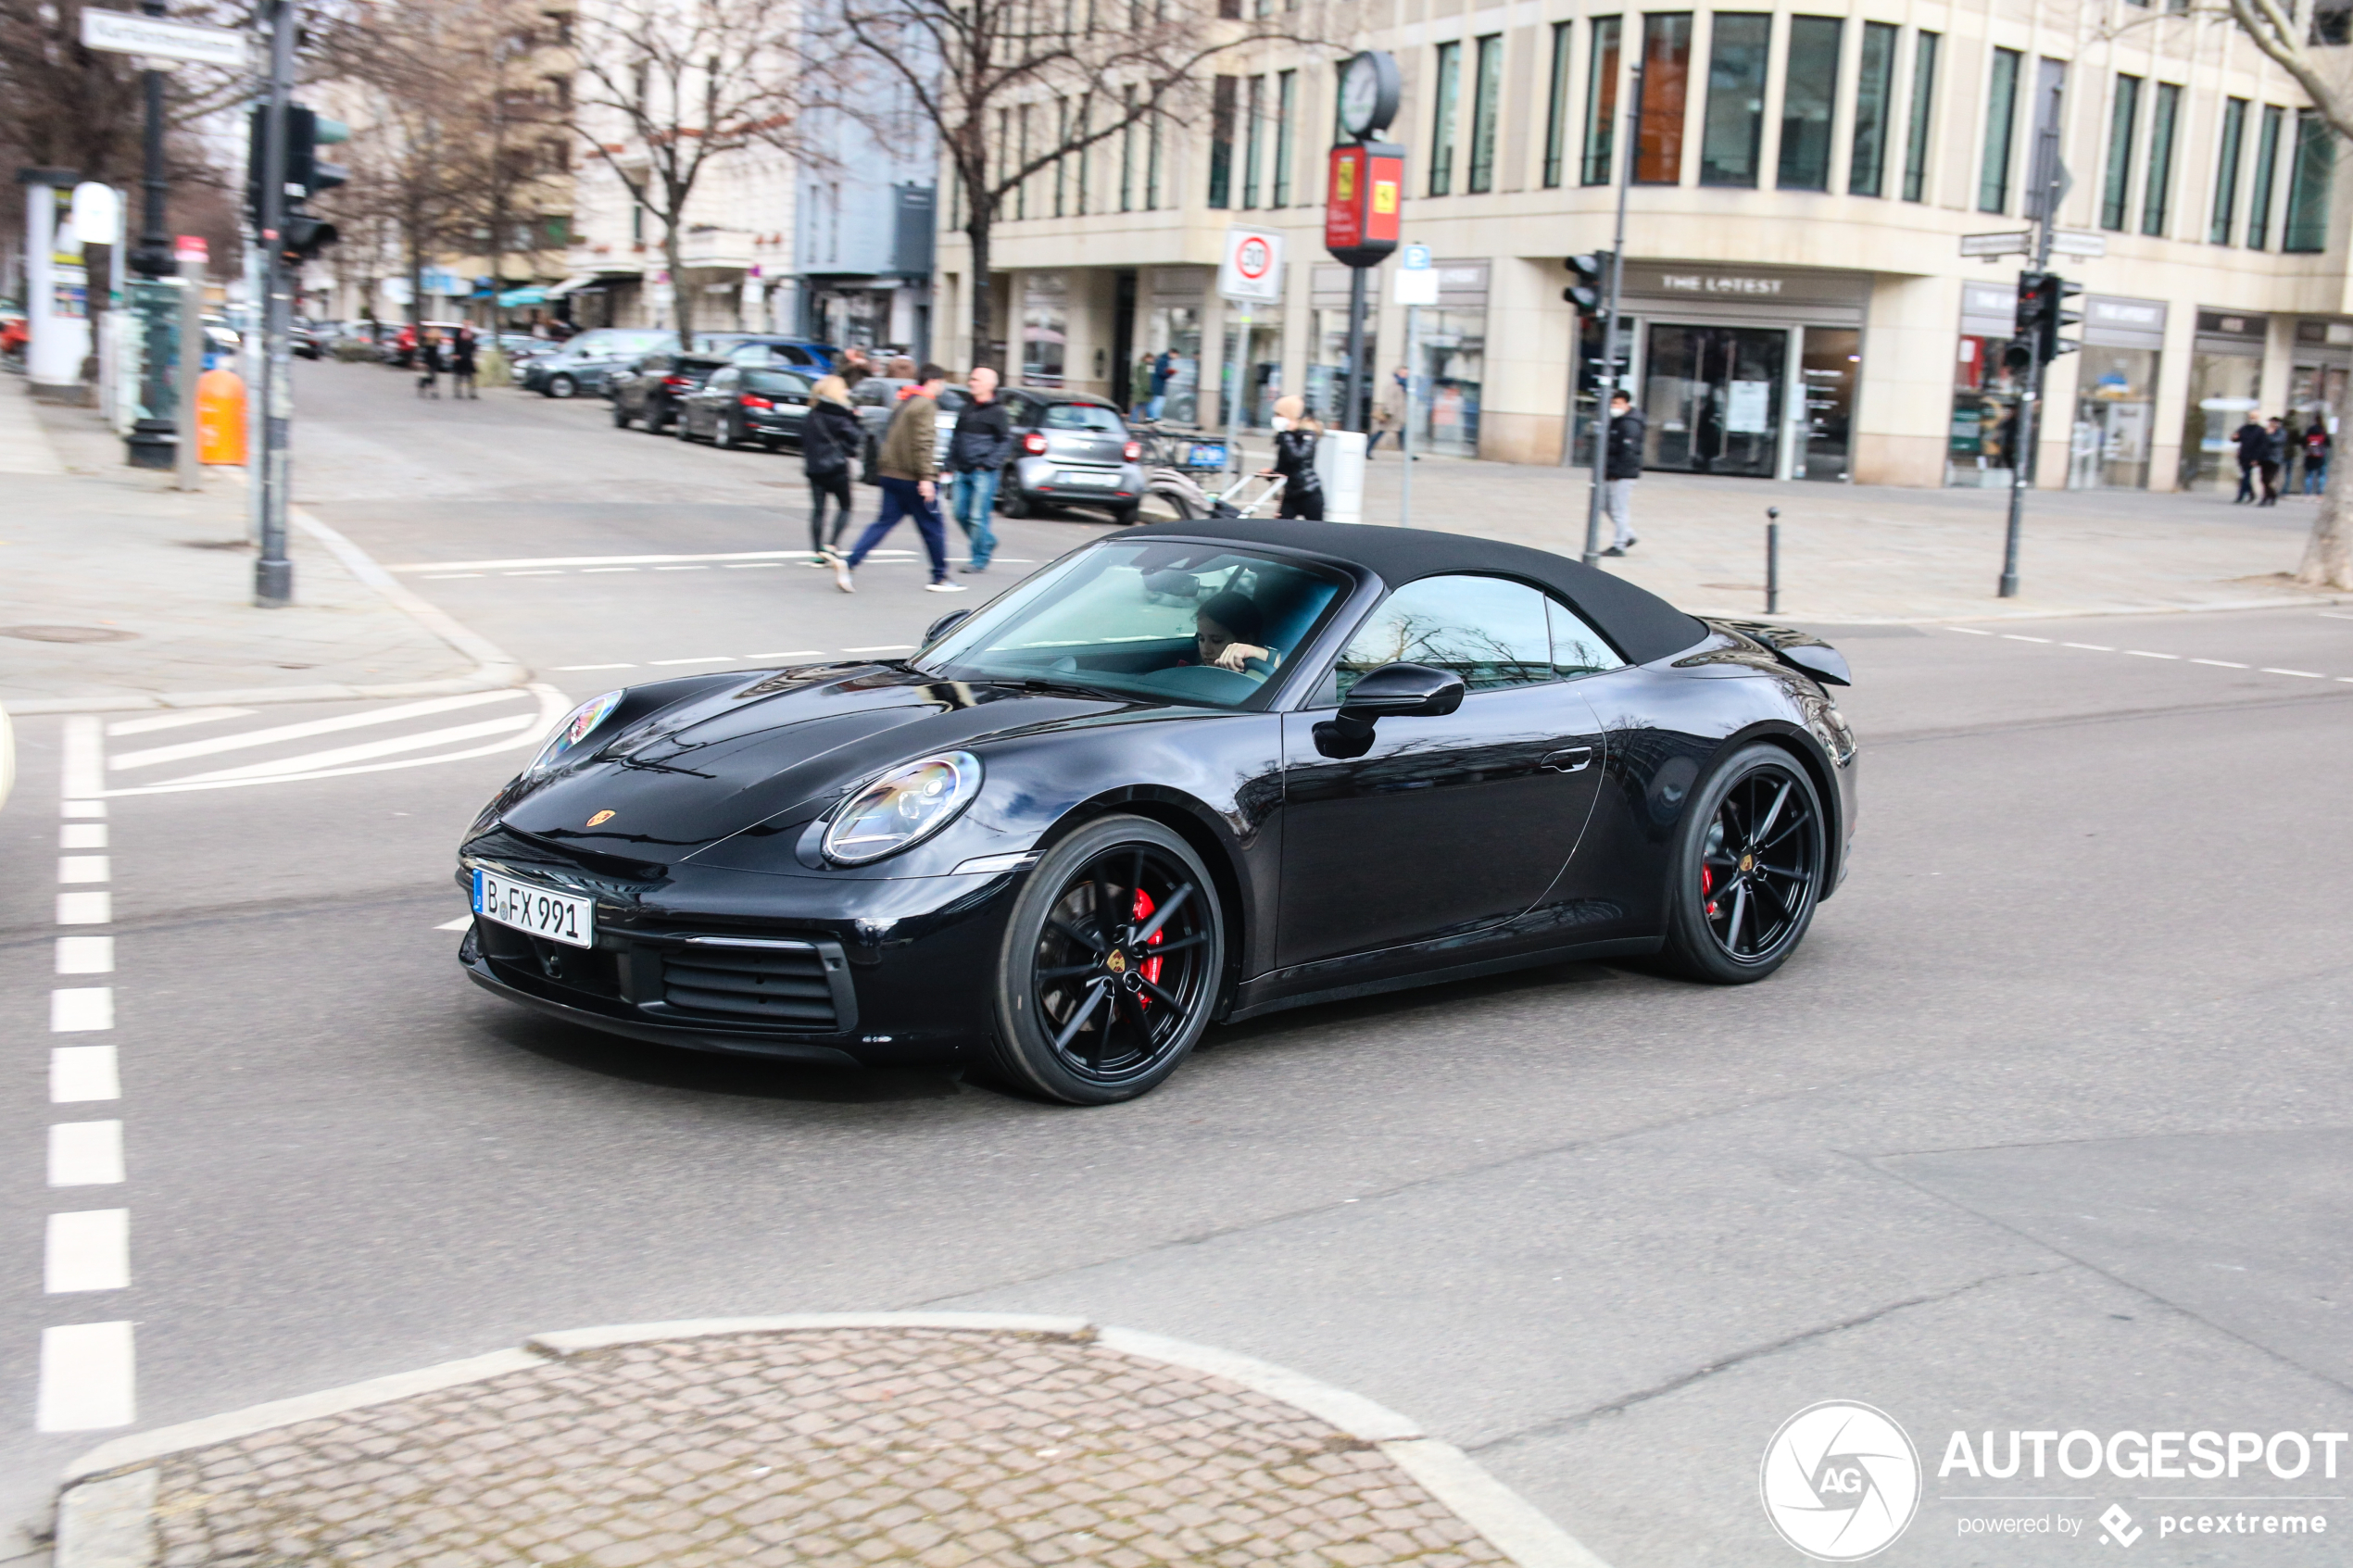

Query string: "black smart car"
[[457, 520, 1856, 1104]]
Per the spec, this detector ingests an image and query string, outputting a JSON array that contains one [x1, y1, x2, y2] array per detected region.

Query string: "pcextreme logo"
[[1760, 1401, 1923, 1561]]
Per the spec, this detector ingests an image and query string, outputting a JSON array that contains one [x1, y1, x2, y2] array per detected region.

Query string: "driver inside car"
[[1181, 590, 1278, 677]]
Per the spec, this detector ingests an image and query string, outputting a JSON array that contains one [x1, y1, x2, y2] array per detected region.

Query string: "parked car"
[[997, 389, 1147, 524], [850, 378, 969, 479], [488, 332, 553, 363], [677, 363, 817, 450], [609, 351, 729, 433], [292, 320, 322, 359], [519, 328, 676, 398], [690, 333, 838, 370]]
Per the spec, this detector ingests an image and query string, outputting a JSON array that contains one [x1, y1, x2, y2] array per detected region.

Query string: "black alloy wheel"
[[990, 815, 1224, 1104], [1660, 743, 1827, 984], [611, 402, 632, 429], [547, 372, 577, 398]]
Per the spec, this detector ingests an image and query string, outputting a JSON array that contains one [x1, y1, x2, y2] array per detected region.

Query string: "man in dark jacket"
[[1602, 391, 1644, 556], [947, 366, 1013, 572], [2259, 416, 2287, 505], [837, 364, 961, 594], [2233, 416, 2268, 503]]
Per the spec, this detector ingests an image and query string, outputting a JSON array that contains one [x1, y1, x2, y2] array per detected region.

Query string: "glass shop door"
[[1642, 324, 1789, 476]]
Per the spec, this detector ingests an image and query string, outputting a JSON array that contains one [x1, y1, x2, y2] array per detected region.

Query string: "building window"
[[1016, 103, 1031, 219], [1542, 22, 1573, 188], [2249, 104, 2284, 248], [2314, 0, 2353, 44], [1582, 17, 1623, 185], [1636, 13, 1694, 184], [2100, 75, 2140, 232], [2140, 82, 2179, 236], [1429, 41, 1463, 195], [1844, 21, 1896, 197], [1979, 47, 2020, 212], [1902, 30, 1938, 201], [1120, 88, 1137, 213], [1699, 13, 1768, 188], [1468, 34, 1504, 193], [1054, 98, 1070, 218], [1209, 75, 1236, 208], [1147, 107, 1163, 210], [1779, 15, 1841, 191], [2209, 96, 2247, 244], [1242, 75, 1265, 207], [2284, 107, 2334, 252], [1273, 71, 1297, 205]]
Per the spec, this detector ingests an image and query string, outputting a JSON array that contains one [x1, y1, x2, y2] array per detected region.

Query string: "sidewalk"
[[56, 1316, 1600, 1568], [1357, 451, 2339, 622], [0, 385, 520, 715]]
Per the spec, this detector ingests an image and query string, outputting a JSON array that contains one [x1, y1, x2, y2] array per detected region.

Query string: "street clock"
[[1338, 51, 1400, 140]]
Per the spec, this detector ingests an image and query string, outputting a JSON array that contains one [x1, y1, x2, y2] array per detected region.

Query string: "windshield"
[[1040, 402, 1125, 433], [742, 370, 809, 394], [913, 540, 1349, 709], [570, 330, 670, 358]]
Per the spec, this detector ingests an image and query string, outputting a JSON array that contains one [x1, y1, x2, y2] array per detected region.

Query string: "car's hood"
[[495, 665, 1129, 858]]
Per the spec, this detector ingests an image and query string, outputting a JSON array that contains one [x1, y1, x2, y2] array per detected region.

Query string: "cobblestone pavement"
[[0, 391, 488, 712], [145, 1328, 1514, 1567]]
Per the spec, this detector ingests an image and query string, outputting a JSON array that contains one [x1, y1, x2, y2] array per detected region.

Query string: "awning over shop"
[[497, 286, 549, 307], [547, 275, 599, 296]]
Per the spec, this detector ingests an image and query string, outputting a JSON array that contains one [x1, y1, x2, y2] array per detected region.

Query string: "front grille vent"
[[660, 940, 840, 1028]]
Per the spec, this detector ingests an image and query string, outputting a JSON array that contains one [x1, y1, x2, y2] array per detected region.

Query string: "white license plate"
[[1060, 470, 1116, 486], [473, 870, 595, 947]]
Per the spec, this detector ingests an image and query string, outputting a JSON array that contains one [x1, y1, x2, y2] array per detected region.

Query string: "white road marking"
[[110, 689, 530, 771], [554, 663, 636, 671], [1946, 626, 1994, 635], [57, 936, 113, 974], [2001, 634, 2051, 643], [436, 915, 474, 931], [392, 548, 818, 571], [580, 567, 638, 573], [60, 823, 107, 849], [59, 857, 110, 884], [2124, 650, 2179, 659], [46, 1210, 130, 1292], [2261, 667, 2324, 678], [106, 708, 254, 737], [648, 656, 734, 665], [156, 712, 542, 785], [61, 800, 107, 819], [51, 1047, 120, 1104], [2060, 643, 2113, 651], [653, 565, 710, 571], [61, 716, 106, 798], [49, 1123, 125, 1185], [724, 562, 784, 569], [2191, 659, 2249, 668], [2319, 611, 2353, 621], [51, 989, 114, 1033], [36, 1322, 135, 1430], [844, 644, 915, 653], [422, 572, 484, 579], [56, 893, 111, 925], [742, 650, 827, 659], [503, 570, 562, 576]]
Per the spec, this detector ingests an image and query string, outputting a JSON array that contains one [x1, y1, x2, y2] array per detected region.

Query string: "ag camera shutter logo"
[[1760, 1401, 1922, 1560]]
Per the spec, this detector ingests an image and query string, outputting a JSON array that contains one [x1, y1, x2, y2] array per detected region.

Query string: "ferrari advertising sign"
[[1325, 142, 1404, 268]]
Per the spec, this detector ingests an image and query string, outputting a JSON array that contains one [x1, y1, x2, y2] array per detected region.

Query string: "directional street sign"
[[1959, 231, 2032, 259], [79, 10, 250, 69], [2050, 230, 2108, 259]]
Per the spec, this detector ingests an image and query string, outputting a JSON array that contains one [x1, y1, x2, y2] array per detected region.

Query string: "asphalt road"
[[2, 361, 2348, 1563]]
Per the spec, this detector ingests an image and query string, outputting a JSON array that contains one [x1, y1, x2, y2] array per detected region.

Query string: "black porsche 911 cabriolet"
[[457, 519, 1857, 1103]]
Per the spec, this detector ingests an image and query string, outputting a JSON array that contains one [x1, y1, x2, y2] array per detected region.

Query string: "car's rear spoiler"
[[1707, 619, 1852, 686]]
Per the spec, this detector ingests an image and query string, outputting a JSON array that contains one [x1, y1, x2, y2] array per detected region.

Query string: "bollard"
[[1765, 507, 1781, 616], [195, 367, 249, 466]]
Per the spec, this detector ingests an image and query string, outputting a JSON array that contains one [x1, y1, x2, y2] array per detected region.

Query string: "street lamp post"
[[1581, 66, 1641, 567], [123, 0, 181, 470]]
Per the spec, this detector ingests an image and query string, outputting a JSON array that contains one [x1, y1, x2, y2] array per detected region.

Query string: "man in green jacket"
[[836, 364, 964, 594]]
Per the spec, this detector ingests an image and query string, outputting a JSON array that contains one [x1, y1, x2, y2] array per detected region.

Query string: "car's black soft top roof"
[[1110, 518, 1709, 666]]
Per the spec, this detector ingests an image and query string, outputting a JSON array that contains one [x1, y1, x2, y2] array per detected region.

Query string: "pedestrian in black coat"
[[1602, 392, 1645, 555], [449, 328, 478, 399], [1263, 395, 1326, 521], [2233, 417, 2268, 503], [415, 332, 443, 398], [800, 375, 864, 562]]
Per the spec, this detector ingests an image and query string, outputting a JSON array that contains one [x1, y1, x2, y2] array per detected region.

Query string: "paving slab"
[[0, 388, 518, 714]]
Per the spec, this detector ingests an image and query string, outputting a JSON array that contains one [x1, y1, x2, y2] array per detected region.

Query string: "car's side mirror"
[[922, 608, 972, 646], [1313, 662, 1466, 759]]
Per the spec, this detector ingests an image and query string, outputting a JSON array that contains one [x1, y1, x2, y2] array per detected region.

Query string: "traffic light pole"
[[256, 0, 296, 607], [1999, 136, 2066, 600], [1997, 340, 2037, 598], [1583, 67, 1639, 567]]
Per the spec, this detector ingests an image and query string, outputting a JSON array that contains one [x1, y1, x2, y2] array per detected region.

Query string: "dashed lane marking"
[[56, 893, 110, 924], [56, 936, 113, 974], [1944, 626, 2353, 684], [49, 1123, 124, 1187], [109, 689, 530, 772], [2261, 667, 2325, 678], [46, 1210, 130, 1293], [389, 548, 921, 571], [51, 1048, 120, 1104], [61, 822, 106, 849], [58, 856, 108, 883], [36, 1322, 135, 1430], [51, 989, 114, 1033]]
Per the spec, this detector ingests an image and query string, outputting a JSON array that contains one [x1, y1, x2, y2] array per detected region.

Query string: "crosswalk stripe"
[[156, 712, 544, 785], [106, 708, 255, 737], [109, 689, 530, 771]]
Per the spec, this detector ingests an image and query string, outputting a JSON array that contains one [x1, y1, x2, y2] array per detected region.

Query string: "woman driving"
[[1186, 590, 1277, 676]]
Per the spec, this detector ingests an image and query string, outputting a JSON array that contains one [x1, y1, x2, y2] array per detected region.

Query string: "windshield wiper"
[[997, 674, 1137, 705]]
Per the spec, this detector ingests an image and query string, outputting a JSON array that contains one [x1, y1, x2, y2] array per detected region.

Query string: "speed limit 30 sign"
[[1219, 226, 1286, 304]]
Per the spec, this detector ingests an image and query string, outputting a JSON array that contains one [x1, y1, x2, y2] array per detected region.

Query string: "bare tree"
[[563, 0, 801, 343], [2217, 0, 2353, 586], [824, 0, 1328, 366]]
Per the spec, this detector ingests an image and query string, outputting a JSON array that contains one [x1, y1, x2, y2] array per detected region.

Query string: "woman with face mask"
[[1261, 395, 1326, 521]]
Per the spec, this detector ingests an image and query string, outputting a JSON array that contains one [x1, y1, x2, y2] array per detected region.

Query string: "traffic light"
[[286, 106, 351, 203], [246, 104, 348, 264], [1563, 252, 1611, 313], [2014, 270, 2083, 363]]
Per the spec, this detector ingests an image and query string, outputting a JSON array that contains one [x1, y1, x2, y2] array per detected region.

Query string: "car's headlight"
[[823, 751, 982, 865], [526, 690, 623, 777]]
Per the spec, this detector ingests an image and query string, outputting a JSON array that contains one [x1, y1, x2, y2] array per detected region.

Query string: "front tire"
[[547, 372, 577, 399], [713, 414, 736, 449], [612, 403, 633, 429], [989, 815, 1225, 1105], [1658, 744, 1828, 984]]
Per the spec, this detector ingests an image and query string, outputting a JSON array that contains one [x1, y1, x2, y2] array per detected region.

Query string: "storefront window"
[[1216, 311, 1285, 428], [1778, 16, 1841, 192], [1699, 13, 1769, 189], [1581, 17, 1622, 186], [1145, 304, 1202, 423], [2070, 346, 2158, 490], [1307, 310, 1376, 429], [1644, 322, 1785, 476], [1948, 334, 2026, 487], [1408, 308, 1486, 457], [1636, 14, 1693, 184], [2180, 353, 2260, 491], [1022, 272, 1068, 387], [1798, 328, 1858, 481]]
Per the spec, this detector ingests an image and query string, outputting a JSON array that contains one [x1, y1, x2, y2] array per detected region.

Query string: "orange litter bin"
[[195, 367, 248, 466]]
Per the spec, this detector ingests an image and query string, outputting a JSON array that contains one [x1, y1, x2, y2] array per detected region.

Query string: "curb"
[[56, 1312, 1611, 1568], [3, 508, 532, 718]]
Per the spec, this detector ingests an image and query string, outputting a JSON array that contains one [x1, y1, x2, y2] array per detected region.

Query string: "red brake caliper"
[[1132, 887, 1164, 1003], [1702, 864, 1717, 918]]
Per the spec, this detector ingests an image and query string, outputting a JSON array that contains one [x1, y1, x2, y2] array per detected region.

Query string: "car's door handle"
[[1541, 746, 1593, 773]]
